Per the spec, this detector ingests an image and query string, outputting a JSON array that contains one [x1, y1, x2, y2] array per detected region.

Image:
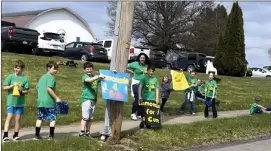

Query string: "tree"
[[106, 1, 213, 52], [183, 5, 228, 56], [214, 2, 246, 76]]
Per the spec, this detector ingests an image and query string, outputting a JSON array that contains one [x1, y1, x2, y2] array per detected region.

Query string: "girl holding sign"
[[127, 54, 150, 121]]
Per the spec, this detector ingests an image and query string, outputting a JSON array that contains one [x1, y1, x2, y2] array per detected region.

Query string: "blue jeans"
[[180, 91, 195, 113], [132, 84, 142, 116]]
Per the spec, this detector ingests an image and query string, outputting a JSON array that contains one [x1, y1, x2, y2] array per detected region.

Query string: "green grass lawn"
[[2, 114, 271, 151], [128, 114, 271, 150], [1, 52, 271, 128]]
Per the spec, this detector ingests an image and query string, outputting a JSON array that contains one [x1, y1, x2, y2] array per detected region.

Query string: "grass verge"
[[128, 114, 271, 150], [2, 114, 271, 151], [1, 52, 271, 128]]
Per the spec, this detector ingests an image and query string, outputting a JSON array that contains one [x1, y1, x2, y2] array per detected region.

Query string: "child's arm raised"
[[84, 75, 105, 83]]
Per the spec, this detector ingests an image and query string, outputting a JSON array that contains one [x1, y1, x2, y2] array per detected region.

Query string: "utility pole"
[[108, 0, 134, 144]]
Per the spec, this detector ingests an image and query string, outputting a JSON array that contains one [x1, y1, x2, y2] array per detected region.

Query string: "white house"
[[2, 7, 96, 44]]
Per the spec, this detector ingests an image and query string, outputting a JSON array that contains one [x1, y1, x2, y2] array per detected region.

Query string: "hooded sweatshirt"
[[161, 79, 173, 98]]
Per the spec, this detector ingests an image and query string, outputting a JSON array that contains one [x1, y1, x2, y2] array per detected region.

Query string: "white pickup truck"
[[98, 39, 150, 61]]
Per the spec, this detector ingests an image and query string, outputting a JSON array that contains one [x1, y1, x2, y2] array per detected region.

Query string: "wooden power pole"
[[109, 0, 134, 144]]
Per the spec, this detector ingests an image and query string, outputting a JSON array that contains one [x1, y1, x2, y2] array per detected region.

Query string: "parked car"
[[34, 32, 65, 56], [63, 42, 108, 62], [98, 39, 150, 61], [1, 21, 39, 54], [263, 65, 271, 72], [149, 49, 167, 68], [250, 67, 271, 78], [165, 50, 207, 72]]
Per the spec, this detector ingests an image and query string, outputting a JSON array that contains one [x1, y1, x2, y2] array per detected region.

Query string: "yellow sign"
[[171, 70, 189, 91]]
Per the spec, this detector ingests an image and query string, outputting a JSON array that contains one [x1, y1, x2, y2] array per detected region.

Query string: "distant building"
[[2, 7, 96, 44]]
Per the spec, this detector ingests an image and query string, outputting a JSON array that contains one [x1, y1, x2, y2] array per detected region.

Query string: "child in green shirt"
[[204, 73, 218, 118], [79, 62, 104, 137], [179, 70, 198, 115], [35, 61, 62, 140], [2, 60, 29, 141], [195, 79, 206, 102], [138, 65, 159, 129], [250, 96, 271, 114]]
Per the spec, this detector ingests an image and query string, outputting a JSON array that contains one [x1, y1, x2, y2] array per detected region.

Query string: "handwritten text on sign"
[[142, 102, 161, 128], [99, 70, 130, 102]]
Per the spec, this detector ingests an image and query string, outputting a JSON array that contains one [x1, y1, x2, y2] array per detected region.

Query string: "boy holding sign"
[[138, 65, 160, 129], [79, 62, 104, 137], [2, 60, 29, 141]]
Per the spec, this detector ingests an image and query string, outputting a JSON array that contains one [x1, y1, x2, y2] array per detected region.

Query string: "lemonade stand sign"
[[99, 70, 130, 102]]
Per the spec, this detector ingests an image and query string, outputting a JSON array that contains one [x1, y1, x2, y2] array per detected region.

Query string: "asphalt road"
[[207, 138, 271, 151], [185, 136, 271, 151]]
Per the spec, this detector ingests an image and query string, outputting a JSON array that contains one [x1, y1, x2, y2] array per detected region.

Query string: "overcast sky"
[[2, 2, 271, 67]]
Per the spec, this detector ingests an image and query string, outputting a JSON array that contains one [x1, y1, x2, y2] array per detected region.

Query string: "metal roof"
[[2, 9, 48, 17], [2, 8, 96, 38]]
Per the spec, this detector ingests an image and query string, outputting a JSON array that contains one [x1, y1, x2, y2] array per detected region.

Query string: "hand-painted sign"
[[142, 102, 161, 128], [99, 70, 130, 102]]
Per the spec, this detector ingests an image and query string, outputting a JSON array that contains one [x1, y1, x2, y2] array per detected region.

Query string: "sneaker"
[[3, 136, 9, 142], [33, 135, 43, 140], [131, 114, 137, 121], [100, 135, 106, 141], [79, 131, 85, 137], [13, 136, 20, 141], [192, 113, 196, 115], [85, 132, 90, 137]]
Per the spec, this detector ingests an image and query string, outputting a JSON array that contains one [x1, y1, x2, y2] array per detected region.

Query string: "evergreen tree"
[[214, 2, 246, 76]]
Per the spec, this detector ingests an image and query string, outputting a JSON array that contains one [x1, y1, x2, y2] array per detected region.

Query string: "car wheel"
[[165, 64, 171, 69], [187, 65, 195, 73], [266, 75, 271, 78], [81, 54, 88, 62]]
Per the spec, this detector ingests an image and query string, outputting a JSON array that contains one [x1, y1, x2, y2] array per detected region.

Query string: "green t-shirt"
[[140, 76, 159, 101], [128, 61, 148, 81], [197, 85, 205, 94], [205, 80, 217, 98], [185, 75, 197, 92], [81, 73, 100, 103], [250, 102, 258, 114], [36, 72, 56, 108], [3, 73, 29, 107]]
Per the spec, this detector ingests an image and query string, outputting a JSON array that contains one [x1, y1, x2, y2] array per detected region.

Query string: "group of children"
[[3, 59, 270, 142], [160, 70, 218, 118], [2, 60, 105, 141]]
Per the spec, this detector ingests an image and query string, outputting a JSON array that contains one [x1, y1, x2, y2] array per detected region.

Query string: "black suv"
[[165, 51, 207, 72]]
